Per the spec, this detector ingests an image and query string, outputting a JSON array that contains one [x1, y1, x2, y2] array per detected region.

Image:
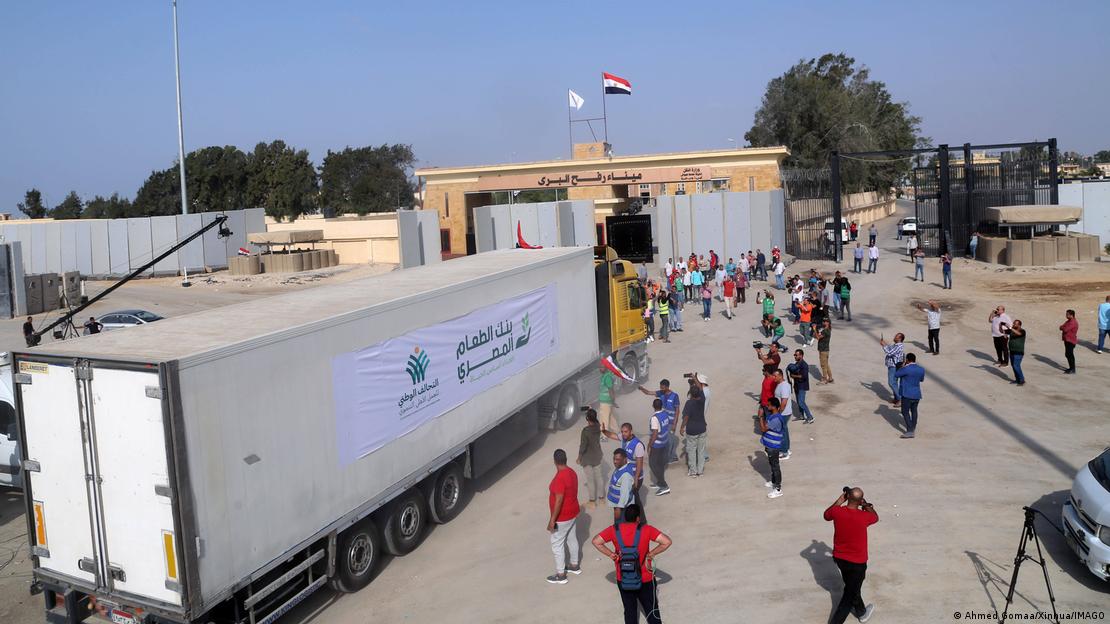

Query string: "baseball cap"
[[694, 372, 709, 385]]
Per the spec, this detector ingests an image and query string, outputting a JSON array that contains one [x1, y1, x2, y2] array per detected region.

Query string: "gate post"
[[829, 151, 843, 262], [1048, 138, 1059, 205], [938, 144, 951, 256]]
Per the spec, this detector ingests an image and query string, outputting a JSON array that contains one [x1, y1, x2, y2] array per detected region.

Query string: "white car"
[[0, 353, 21, 489], [824, 218, 850, 245], [1062, 447, 1110, 582], [898, 217, 918, 236], [97, 309, 164, 331]]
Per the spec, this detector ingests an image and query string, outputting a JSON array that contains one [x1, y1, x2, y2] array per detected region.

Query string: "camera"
[[682, 372, 694, 379], [843, 486, 851, 494], [753, 341, 766, 350]]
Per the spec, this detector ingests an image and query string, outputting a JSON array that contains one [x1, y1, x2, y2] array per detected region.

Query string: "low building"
[[415, 142, 789, 255]]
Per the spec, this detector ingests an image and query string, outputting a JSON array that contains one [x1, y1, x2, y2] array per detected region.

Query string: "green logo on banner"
[[406, 347, 430, 384]]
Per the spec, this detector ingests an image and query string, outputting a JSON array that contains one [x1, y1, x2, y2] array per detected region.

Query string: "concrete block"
[[328, 250, 339, 266], [1055, 234, 1079, 262], [313, 250, 325, 269], [305, 250, 318, 270], [1005, 240, 1032, 266], [978, 236, 1008, 264], [25, 275, 43, 316], [1031, 238, 1057, 266], [63, 271, 81, 305], [41, 273, 61, 311], [1075, 233, 1096, 261]]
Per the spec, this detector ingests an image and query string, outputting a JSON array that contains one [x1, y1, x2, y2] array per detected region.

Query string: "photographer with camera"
[[755, 342, 781, 375], [824, 487, 878, 623]]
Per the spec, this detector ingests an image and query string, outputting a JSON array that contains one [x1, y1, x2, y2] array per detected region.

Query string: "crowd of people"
[[542, 233, 1110, 623]]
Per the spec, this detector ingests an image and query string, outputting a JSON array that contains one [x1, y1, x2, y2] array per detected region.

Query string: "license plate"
[[110, 609, 139, 624]]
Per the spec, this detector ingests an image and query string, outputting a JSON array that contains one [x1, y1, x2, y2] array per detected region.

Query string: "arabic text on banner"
[[332, 284, 560, 465]]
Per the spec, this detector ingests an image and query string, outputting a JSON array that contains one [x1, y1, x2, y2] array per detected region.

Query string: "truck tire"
[[383, 490, 427, 556], [619, 353, 640, 393], [554, 385, 580, 430], [427, 462, 466, 524], [333, 518, 382, 593]]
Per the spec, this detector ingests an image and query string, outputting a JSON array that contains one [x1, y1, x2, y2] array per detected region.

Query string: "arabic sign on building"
[[474, 166, 713, 191], [332, 285, 560, 464]]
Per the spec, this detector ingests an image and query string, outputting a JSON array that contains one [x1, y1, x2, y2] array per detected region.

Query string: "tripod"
[[1001, 507, 1059, 624]]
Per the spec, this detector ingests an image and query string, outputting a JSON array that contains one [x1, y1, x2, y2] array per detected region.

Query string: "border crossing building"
[[415, 142, 790, 255]]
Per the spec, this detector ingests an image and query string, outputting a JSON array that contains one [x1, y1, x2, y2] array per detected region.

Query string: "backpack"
[[614, 523, 643, 591]]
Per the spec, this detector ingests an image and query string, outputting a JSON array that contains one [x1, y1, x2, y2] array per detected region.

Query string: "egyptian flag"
[[516, 222, 543, 249], [601, 352, 636, 382], [603, 72, 632, 95], [237, 247, 251, 256]]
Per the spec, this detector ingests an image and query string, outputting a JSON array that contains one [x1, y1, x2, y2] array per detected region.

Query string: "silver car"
[[97, 309, 165, 331], [1062, 447, 1110, 582]]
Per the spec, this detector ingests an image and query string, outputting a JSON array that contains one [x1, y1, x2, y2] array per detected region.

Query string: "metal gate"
[[782, 169, 834, 260]]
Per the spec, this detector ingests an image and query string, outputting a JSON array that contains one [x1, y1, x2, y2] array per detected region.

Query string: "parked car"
[[97, 309, 165, 330], [898, 217, 918, 236], [823, 218, 850, 245], [1062, 447, 1110, 582]]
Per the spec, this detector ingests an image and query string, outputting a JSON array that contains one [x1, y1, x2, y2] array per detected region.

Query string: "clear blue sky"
[[2, 1, 1107, 213]]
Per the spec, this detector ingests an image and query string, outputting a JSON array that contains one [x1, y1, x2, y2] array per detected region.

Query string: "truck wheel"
[[427, 462, 466, 524], [553, 385, 580, 430], [620, 353, 640, 392], [383, 490, 427, 556], [333, 518, 381, 593]]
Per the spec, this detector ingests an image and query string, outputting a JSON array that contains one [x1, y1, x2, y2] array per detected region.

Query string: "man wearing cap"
[[639, 379, 681, 463], [680, 385, 708, 476]]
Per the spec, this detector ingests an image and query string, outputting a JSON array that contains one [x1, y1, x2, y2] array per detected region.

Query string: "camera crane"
[[30, 215, 232, 345]]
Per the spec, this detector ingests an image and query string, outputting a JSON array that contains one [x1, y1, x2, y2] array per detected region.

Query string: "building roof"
[[415, 146, 790, 177]]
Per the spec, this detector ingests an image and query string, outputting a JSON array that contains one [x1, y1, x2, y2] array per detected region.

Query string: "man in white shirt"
[[774, 261, 786, 290], [918, 301, 942, 355], [988, 305, 1012, 366], [664, 258, 673, 280], [867, 244, 879, 274], [739, 255, 750, 278], [772, 369, 793, 460], [714, 266, 726, 301]]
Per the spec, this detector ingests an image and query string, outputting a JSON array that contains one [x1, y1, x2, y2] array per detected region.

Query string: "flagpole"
[[568, 91, 573, 158], [601, 73, 608, 145]]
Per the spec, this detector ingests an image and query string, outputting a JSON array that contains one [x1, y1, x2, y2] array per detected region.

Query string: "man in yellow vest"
[[656, 290, 670, 343]]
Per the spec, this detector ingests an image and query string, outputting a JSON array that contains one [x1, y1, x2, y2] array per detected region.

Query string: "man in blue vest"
[[638, 379, 681, 463], [646, 399, 671, 496], [760, 397, 786, 499], [606, 448, 636, 523], [604, 423, 645, 504]]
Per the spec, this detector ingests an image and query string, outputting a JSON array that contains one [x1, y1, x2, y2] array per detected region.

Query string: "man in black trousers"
[[823, 487, 878, 624]]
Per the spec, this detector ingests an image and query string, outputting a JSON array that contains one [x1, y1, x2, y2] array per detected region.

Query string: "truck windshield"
[[626, 282, 644, 309], [1090, 449, 1110, 493]]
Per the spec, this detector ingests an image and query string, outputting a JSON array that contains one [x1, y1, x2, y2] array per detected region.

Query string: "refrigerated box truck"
[[14, 246, 647, 624]]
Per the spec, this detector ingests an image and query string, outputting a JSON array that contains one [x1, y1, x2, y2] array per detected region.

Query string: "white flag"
[[568, 89, 584, 110]]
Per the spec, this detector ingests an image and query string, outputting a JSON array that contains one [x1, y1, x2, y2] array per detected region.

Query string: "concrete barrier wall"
[[265, 212, 400, 264], [398, 209, 442, 268], [0, 207, 265, 278], [649, 190, 785, 268], [1061, 180, 1110, 250]]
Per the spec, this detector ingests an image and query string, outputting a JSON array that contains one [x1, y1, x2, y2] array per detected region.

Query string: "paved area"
[[3, 203, 1109, 623]]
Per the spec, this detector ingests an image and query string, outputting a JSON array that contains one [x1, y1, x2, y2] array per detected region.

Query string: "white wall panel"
[[691, 194, 725, 259], [150, 215, 180, 275], [535, 202, 559, 248], [44, 222, 62, 274], [108, 219, 129, 276], [127, 218, 153, 274], [31, 223, 48, 274], [74, 222, 93, 274], [749, 191, 772, 253], [652, 196, 674, 265], [201, 212, 227, 268], [176, 214, 205, 271], [723, 192, 751, 261], [673, 195, 692, 258], [769, 190, 786, 249], [90, 221, 110, 276], [59, 222, 79, 273], [221, 210, 247, 260]]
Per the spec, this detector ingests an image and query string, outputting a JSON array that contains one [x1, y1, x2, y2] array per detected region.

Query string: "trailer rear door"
[[19, 359, 182, 608]]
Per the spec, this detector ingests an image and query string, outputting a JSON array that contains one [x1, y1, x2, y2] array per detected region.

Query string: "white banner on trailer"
[[332, 284, 560, 464]]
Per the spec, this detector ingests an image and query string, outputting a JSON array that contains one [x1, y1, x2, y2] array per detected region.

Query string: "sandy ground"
[[3, 202, 1110, 623]]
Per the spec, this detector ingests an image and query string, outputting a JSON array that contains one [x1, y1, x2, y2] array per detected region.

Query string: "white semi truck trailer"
[[13, 246, 647, 624]]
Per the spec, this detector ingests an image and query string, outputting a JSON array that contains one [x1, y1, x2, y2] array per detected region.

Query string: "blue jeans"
[[969, 242, 978, 259], [775, 274, 785, 290], [780, 418, 791, 453], [1098, 329, 1108, 351], [914, 264, 924, 281], [671, 307, 682, 330], [832, 292, 841, 312], [887, 366, 901, 402], [800, 321, 811, 342], [1011, 353, 1025, 384], [853, 257, 862, 273], [900, 399, 919, 433], [796, 388, 814, 421], [867, 258, 877, 273], [943, 268, 952, 288], [702, 298, 711, 318]]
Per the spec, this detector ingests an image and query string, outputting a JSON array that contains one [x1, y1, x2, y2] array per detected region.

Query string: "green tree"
[[17, 188, 49, 218], [187, 145, 250, 212], [319, 144, 415, 215], [84, 193, 133, 219], [48, 191, 84, 219], [745, 53, 922, 192], [1094, 150, 1110, 163], [132, 167, 181, 216], [246, 140, 318, 222]]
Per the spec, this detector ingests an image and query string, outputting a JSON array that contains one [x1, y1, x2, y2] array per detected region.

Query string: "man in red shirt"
[[824, 487, 878, 623], [592, 504, 672, 624], [546, 449, 581, 584], [1060, 309, 1079, 374]]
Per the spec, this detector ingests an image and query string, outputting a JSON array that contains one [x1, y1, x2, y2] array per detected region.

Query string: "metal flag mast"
[[601, 72, 608, 145], [567, 88, 606, 158]]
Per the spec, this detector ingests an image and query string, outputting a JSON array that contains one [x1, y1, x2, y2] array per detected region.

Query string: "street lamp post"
[[172, 1, 191, 286]]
